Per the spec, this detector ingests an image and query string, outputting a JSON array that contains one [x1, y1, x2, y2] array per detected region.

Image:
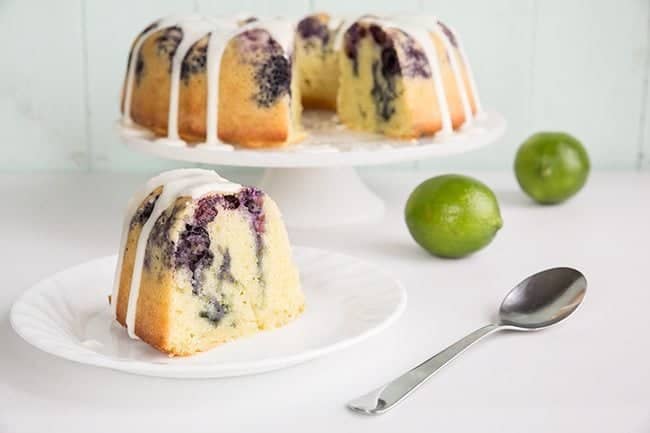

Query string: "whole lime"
[[514, 132, 590, 204], [404, 174, 503, 258]]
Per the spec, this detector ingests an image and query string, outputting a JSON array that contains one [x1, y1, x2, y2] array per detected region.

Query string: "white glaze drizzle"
[[111, 169, 241, 339], [402, 16, 481, 121], [430, 23, 472, 127], [397, 16, 474, 126], [202, 18, 294, 147], [444, 22, 483, 114], [165, 18, 216, 142], [405, 24, 453, 135], [331, 19, 347, 49], [123, 16, 187, 124]]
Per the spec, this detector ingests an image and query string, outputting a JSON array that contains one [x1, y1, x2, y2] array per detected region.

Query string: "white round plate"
[[10, 247, 406, 378], [121, 110, 505, 167]]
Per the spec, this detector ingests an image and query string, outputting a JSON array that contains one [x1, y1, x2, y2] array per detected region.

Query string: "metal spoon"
[[347, 267, 587, 415]]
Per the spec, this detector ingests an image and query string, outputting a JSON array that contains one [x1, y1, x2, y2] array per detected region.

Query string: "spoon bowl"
[[499, 267, 587, 330]]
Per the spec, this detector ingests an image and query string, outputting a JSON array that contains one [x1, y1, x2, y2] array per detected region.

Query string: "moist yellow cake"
[[111, 168, 304, 356], [121, 14, 482, 147]]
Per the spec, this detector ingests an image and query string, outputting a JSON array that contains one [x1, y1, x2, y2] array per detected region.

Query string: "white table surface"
[[1, 170, 649, 432]]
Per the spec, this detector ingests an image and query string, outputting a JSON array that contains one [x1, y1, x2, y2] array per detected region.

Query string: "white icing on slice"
[[111, 168, 215, 317], [189, 180, 242, 198], [121, 170, 242, 338]]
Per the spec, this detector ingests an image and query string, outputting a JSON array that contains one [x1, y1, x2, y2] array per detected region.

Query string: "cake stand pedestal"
[[259, 167, 384, 228], [121, 111, 505, 229]]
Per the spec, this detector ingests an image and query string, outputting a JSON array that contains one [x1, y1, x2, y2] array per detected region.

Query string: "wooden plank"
[[0, 0, 88, 171], [531, 0, 648, 169]]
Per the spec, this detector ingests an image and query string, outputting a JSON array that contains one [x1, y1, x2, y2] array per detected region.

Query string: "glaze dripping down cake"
[[122, 13, 482, 148], [111, 169, 304, 356]]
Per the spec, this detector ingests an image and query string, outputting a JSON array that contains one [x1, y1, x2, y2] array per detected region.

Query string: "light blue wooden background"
[[1, 0, 648, 172]]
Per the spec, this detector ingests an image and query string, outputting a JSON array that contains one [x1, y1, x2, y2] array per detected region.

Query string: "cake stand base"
[[259, 167, 385, 229]]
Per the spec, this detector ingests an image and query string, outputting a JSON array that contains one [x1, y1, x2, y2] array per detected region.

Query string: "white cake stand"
[[121, 111, 505, 228]]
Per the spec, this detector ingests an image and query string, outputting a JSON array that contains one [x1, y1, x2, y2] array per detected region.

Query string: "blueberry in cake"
[[111, 168, 304, 356]]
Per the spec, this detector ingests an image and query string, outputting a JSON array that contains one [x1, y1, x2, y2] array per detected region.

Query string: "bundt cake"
[[121, 14, 482, 147], [110, 168, 304, 356]]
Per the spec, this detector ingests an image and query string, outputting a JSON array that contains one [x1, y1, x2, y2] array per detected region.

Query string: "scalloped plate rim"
[[10, 246, 407, 378]]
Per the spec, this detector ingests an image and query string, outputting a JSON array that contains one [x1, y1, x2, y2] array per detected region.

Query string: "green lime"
[[514, 132, 590, 204], [404, 174, 503, 258]]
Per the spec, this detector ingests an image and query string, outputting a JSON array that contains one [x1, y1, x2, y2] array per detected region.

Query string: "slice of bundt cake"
[[337, 17, 479, 139], [111, 168, 304, 356]]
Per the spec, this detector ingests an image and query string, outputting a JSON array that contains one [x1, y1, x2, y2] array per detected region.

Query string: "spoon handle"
[[347, 323, 501, 415]]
